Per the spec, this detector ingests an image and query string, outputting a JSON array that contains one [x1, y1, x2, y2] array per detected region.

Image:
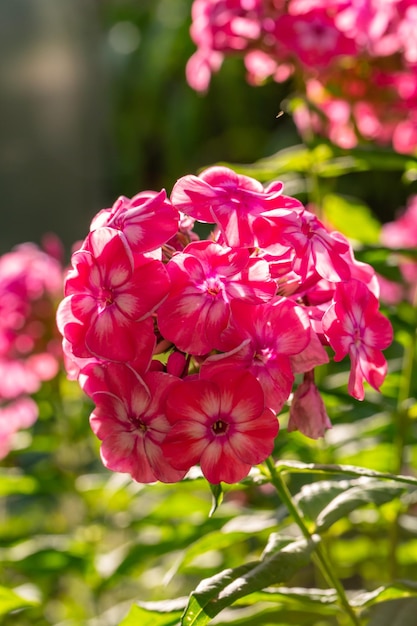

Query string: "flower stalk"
[[264, 457, 361, 626]]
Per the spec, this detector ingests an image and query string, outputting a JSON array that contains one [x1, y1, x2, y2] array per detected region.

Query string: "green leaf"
[[235, 587, 339, 607], [209, 483, 223, 517], [294, 479, 352, 522], [316, 479, 408, 531], [322, 193, 381, 244], [181, 537, 317, 626], [364, 597, 417, 626], [119, 604, 182, 626], [219, 142, 417, 183], [0, 586, 38, 617], [351, 581, 417, 607], [272, 460, 417, 488], [0, 473, 38, 496]]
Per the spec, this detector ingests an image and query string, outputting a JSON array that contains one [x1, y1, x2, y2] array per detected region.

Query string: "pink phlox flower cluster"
[[378, 195, 417, 304], [0, 239, 64, 458], [187, 0, 417, 153], [58, 167, 392, 484]]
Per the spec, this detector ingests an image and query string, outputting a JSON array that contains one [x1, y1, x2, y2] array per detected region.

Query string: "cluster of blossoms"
[[57, 167, 392, 484], [378, 195, 417, 305], [187, 0, 417, 153], [0, 238, 63, 458]]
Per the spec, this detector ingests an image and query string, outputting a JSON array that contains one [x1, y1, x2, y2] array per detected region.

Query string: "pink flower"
[[162, 369, 278, 484], [322, 279, 393, 400], [157, 240, 275, 355], [0, 397, 38, 459], [276, 209, 352, 282], [90, 189, 179, 254], [57, 227, 169, 363], [87, 362, 186, 483], [274, 9, 357, 69], [287, 370, 332, 439], [381, 195, 417, 248], [171, 166, 301, 248], [0, 240, 63, 398], [202, 297, 313, 412]]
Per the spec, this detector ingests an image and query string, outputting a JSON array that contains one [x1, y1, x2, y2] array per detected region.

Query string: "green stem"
[[389, 290, 417, 578], [264, 457, 361, 626]]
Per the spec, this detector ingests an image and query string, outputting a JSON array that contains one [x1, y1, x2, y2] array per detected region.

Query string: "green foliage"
[[1, 4, 417, 626]]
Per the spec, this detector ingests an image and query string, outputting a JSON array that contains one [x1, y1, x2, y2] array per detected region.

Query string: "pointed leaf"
[[120, 604, 182, 626], [209, 483, 223, 517], [0, 585, 38, 617], [294, 479, 353, 522], [365, 598, 417, 626], [181, 537, 318, 625], [316, 479, 408, 531], [272, 460, 417, 488], [322, 194, 380, 244], [351, 581, 417, 608]]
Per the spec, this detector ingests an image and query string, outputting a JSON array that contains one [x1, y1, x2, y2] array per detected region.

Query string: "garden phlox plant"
[[57, 167, 392, 484], [0, 238, 64, 458], [186, 0, 417, 153]]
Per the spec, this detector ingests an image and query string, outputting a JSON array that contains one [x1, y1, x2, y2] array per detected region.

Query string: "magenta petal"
[[85, 308, 136, 361], [162, 421, 209, 470], [165, 379, 220, 424], [88, 228, 134, 286], [144, 438, 186, 483], [171, 175, 219, 222], [200, 439, 251, 484], [101, 433, 157, 483]]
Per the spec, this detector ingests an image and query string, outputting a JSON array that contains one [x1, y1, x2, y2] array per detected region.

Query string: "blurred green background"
[[1, 0, 412, 257], [0, 0, 294, 256]]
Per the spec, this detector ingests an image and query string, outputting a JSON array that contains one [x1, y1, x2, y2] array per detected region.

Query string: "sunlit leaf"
[[272, 460, 417, 488], [119, 604, 182, 626], [0, 586, 38, 617], [0, 473, 38, 496], [322, 193, 380, 244], [181, 538, 317, 626], [316, 479, 408, 531], [294, 479, 352, 522], [351, 581, 417, 607], [364, 597, 417, 626]]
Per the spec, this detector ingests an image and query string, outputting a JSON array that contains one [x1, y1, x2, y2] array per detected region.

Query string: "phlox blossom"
[[0, 239, 63, 458], [322, 279, 393, 400], [90, 189, 179, 254], [273, 209, 352, 283], [274, 9, 357, 69], [157, 240, 275, 355], [287, 370, 332, 439], [57, 227, 169, 363], [202, 297, 318, 412], [171, 166, 301, 248], [162, 369, 278, 484], [87, 362, 186, 483]]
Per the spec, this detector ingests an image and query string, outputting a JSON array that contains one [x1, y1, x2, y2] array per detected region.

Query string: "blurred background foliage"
[[1, 0, 414, 256]]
